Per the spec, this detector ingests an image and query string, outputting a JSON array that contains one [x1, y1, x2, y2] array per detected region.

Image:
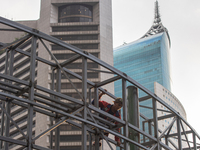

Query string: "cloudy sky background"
[[0, 0, 200, 141]]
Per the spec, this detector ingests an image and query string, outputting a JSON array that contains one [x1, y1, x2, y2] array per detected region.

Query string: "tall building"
[[0, 0, 114, 149], [114, 0, 171, 118], [114, 1, 187, 148]]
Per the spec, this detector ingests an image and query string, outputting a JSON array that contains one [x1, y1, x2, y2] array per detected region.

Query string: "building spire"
[[153, 0, 161, 25], [141, 0, 171, 46]]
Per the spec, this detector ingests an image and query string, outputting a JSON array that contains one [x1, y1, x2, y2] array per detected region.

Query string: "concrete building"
[[155, 82, 187, 148], [0, 0, 114, 149]]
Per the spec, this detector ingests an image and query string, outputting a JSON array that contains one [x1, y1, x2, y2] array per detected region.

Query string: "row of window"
[[52, 26, 98, 32], [53, 34, 98, 41], [52, 135, 89, 142], [54, 53, 98, 60], [59, 17, 92, 23], [14, 62, 37, 78], [51, 44, 98, 50], [0, 48, 32, 72], [52, 146, 82, 150], [50, 71, 98, 81], [65, 63, 98, 69]]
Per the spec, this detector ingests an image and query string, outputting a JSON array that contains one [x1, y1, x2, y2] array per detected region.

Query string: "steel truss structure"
[[0, 16, 199, 150]]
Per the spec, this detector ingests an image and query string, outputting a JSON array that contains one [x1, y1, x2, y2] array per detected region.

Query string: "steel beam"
[[0, 34, 31, 51], [96, 75, 121, 87], [15, 48, 57, 67], [180, 120, 191, 149], [4, 48, 14, 150], [158, 117, 176, 140], [127, 86, 140, 150], [0, 49, 8, 148], [0, 135, 27, 146], [50, 69, 55, 149], [55, 68, 61, 150], [60, 54, 81, 67], [152, 99, 160, 150], [122, 79, 128, 149], [139, 105, 172, 114], [81, 56, 87, 150], [94, 87, 100, 150], [32, 107, 83, 143], [0, 103, 28, 140], [39, 38, 83, 100], [177, 117, 182, 150], [193, 132, 197, 150], [27, 35, 37, 150]]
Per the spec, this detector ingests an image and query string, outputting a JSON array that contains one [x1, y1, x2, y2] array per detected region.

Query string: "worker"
[[92, 90, 122, 146]]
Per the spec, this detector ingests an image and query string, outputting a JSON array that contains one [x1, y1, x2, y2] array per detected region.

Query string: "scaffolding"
[[0, 17, 200, 150]]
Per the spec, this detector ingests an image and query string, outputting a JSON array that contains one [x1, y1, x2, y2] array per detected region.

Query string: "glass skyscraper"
[[114, 31, 171, 96], [114, 32, 171, 119], [114, 0, 171, 140]]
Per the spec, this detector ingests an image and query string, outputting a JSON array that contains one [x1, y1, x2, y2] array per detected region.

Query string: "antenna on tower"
[[154, 0, 161, 25], [140, 0, 171, 47]]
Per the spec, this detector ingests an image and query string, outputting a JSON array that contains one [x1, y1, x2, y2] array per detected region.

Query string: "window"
[[58, 4, 93, 23], [51, 44, 98, 50], [53, 35, 98, 41], [52, 26, 98, 32], [53, 53, 99, 60]]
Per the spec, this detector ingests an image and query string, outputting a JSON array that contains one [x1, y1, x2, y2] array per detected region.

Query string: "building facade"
[[114, 32, 171, 120], [155, 82, 187, 148], [0, 0, 114, 149]]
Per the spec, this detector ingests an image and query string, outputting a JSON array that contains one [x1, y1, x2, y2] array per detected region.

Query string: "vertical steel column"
[[193, 132, 197, 150], [0, 102, 5, 149], [81, 56, 87, 150], [119, 109, 122, 150], [27, 35, 37, 150], [142, 122, 145, 143], [152, 99, 160, 150], [165, 135, 169, 146], [94, 87, 99, 150], [127, 86, 139, 150], [89, 88, 92, 104], [55, 68, 61, 150], [0, 50, 9, 149], [50, 69, 55, 149], [176, 117, 182, 150], [89, 132, 92, 150], [4, 49, 14, 150], [148, 121, 152, 136], [122, 79, 128, 149]]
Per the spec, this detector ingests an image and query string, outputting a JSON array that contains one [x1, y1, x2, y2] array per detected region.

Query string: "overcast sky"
[[0, 0, 200, 142]]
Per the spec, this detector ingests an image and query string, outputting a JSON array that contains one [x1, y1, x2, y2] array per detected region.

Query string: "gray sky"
[[0, 0, 200, 141]]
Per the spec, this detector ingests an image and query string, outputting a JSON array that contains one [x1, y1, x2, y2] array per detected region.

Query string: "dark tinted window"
[[53, 35, 98, 41], [58, 4, 93, 23], [52, 26, 98, 32], [51, 44, 98, 50], [53, 53, 98, 60]]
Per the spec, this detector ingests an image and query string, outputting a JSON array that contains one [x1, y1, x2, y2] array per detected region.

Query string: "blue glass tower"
[[114, 32, 171, 97], [114, 1, 171, 145], [114, 0, 171, 96]]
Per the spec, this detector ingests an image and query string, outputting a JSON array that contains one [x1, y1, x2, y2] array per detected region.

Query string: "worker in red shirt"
[[92, 90, 123, 146]]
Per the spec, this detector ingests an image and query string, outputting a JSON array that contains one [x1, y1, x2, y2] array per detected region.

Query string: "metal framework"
[[0, 16, 200, 150]]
